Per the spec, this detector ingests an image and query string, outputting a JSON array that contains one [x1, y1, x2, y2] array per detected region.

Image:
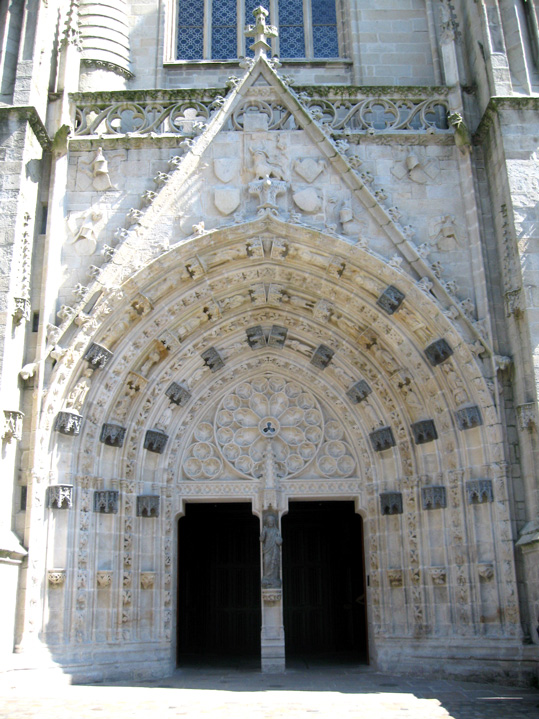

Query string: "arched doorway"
[[177, 503, 261, 665], [282, 501, 368, 664]]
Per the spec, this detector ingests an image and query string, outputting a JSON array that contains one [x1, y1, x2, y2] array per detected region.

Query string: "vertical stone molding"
[[136, 495, 160, 517], [2, 410, 24, 441], [48, 485, 74, 509], [93, 490, 119, 514]]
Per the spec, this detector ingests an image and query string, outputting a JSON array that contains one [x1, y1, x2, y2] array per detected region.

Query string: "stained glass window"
[[176, 0, 340, 61]]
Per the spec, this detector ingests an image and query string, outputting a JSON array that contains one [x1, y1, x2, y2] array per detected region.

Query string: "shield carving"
[[213, 158, 240, 184], [292, 187, 321, 213], [293, 158, 325, 184], [214, 187, 241, 215]]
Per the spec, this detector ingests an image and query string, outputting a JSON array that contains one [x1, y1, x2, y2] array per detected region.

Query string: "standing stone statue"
[[260, 512, 283, 588]]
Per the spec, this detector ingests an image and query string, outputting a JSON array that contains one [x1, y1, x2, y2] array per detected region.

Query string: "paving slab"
[[0, 664, 538, 719]]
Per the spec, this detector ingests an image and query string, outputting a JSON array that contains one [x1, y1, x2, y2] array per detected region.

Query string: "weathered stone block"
[[84, 342, 113, 369]]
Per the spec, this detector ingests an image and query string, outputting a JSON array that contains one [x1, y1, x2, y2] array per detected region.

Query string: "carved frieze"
[[466, 479, 493, 504], [99, 423, 126, 448], [144, 430, 169, 454], [455, 405, 482, 430], [380, 492, 403, 515], [137, 495, 160, 518], [55, 411, 83, 436], [94, 490, 119, 514], [48, 485, 74, 509], [83, 343, 113, 369], [421, 486, 446, 510], [411, 420, 438, 445], [370, 426, 396, 452], [424, 339, 453, 366], [376, 285, 405, 315]]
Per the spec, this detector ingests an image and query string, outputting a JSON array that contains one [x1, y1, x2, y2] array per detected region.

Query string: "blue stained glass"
[[245, 0, 260, 20], [311, 0, 337, 25], [177, 26, 204, 60], [178, 0, 204, 26], [279, 24, 305, 58], [212, 26, 237, 59], [313, 25, 339, 58], [278, 0, 303, 25], [213, 0, 236, 25]]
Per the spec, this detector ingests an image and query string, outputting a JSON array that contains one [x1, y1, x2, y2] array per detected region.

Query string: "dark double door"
[[177, 501, 367, 664]]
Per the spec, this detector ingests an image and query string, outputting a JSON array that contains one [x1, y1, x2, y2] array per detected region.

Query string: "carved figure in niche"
[[260, 512, 282, 588], [67, 209, 104, 255], [430, 215, 461, 251], [65, 368, 93, 412], [367, 339, 400, 375], [139, 349, 161, 377], [250, 148, 286, 181]]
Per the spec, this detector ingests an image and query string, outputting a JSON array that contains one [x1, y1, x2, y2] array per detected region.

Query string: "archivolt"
[[44, 219, 502, 488]]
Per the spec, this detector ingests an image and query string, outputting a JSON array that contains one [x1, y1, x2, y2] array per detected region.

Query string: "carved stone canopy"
[[376, 285, 405, 315], [466, 479, 493, 504], [94, 490, 119, 514], [165, 381, 191, 406], [424, 338, 453, 366], [455, 405, 482, 430], [421, 486, 447, 510], [144, 429, 169, 453], [55, 411, 83, 436], [100, 423, 126, 447], [370, 426, 396, 452], [48, 485, 74, 509], [84, 342, 113, 369], [136, 495, 160, 517], [201, 347, 225, 372], [411, 419, 438, 445], [311, 344, 334, 369], [346, 380, 372, 404], [380, 492, 403, 515]]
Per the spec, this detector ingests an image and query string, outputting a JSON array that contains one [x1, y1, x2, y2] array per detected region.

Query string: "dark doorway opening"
[[177, 503, 261, 665], [282, 501, 368, 664]]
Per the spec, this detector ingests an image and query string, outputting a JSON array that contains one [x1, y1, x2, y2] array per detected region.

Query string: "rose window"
[[214, 375, 324, 480]]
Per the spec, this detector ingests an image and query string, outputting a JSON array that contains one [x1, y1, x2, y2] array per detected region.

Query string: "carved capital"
[[47, 570, 66, 587]]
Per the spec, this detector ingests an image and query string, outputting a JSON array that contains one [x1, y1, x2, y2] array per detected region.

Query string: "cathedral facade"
[[1, 0, 539, 682]]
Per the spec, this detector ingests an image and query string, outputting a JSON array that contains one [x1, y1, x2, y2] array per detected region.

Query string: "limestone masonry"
[[0, 0, 538, 683]]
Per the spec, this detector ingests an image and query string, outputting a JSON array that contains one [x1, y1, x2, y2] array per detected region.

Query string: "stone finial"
[[245, 6, 278, 60]]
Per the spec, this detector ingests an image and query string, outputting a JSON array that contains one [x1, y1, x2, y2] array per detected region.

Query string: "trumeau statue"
[[260, 511, 283, 588]]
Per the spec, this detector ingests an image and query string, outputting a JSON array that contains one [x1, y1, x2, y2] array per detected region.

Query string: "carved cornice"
[[474, 96, 539, 145], [0, 106, 51, 150]]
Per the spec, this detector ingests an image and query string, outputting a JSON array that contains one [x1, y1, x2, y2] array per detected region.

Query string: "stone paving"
[[0, 661, 538, 719]]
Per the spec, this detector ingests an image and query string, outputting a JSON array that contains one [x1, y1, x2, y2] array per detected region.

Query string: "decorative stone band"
[[47, 570, 66, 587], [268, 325, 287, 348], [376, 285, 405, 315], [94, 490, 119, 514], [346, 380, 372, 403], [144, 429, 169, 454], [311, 344, 334, 369], [370, 426, 396, 452], [136, 495, 160, 518], [2, 410, 24, 442], [201, 347, 225, 372], [55, 411, 83, 436], [411, 419, 438, 445], [12, 297, 31, 325], [424, 338, 453, 366], [83, 342, 113, 369], [380, 492, 403, 515], [466, 479, 493, 504], [455, 405, 482, 430], [421, 486, 447, 510], [99, 423, 126, 447], [48, 485, 74, 509], [165, 381, 192, 406]]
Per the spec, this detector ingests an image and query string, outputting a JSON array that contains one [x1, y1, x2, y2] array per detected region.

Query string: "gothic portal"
[[1, 0, 539, 684]]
